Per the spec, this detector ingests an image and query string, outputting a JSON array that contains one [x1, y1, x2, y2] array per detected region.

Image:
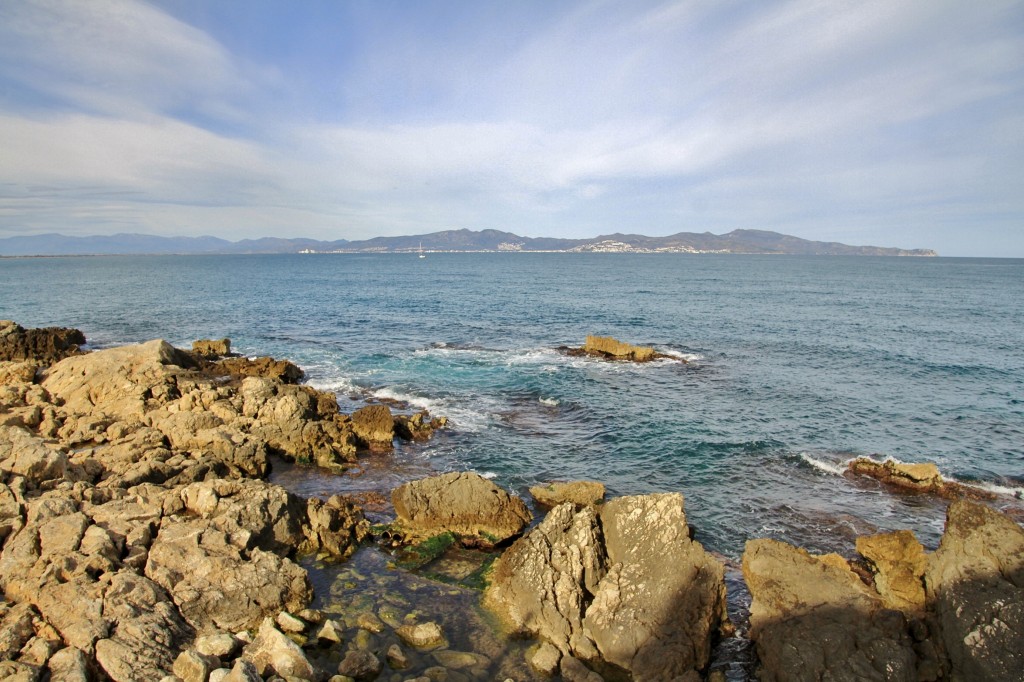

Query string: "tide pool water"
[[2, 253, 1022, 558]]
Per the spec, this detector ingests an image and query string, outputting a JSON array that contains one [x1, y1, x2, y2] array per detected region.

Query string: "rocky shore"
[[1, 321, 1021, 681]]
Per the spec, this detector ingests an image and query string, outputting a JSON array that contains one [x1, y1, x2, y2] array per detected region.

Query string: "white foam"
[[539, 397, 560, 407], [370, 386, 494, 433], [951, 478, 1024, 500], [799, 452, 849, 476], [658, 349, 703, 362]]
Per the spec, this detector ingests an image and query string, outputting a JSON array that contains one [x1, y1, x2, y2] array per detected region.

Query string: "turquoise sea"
[[2, 252, 1022, 562]]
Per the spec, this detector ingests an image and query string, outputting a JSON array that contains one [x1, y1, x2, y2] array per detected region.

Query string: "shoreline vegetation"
[[1, 322, 1020, 681]]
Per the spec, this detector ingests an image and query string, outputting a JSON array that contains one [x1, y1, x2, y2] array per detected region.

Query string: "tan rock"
[[395, 621, 446, 649], [350, 404, 395, 451], [583, 335, 656, 361], [856, 530, 927, 613], [528, 481, 605, 509], [243, 617, 317, 680], [392, 471, 531, 547], [193, 339, 231, 358]]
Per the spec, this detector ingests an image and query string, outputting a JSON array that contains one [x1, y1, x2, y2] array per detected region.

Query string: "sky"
[[0, 1, 1022, 256]]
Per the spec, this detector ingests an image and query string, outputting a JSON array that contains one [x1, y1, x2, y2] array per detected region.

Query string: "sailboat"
[[418, 241, 426, 259]]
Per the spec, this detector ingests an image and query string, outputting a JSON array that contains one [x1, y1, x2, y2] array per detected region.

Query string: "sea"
[[2, 252, 1023, 675]]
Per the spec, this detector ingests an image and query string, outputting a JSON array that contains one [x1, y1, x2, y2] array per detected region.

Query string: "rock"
[[145, 519, 312, 632], [559, 655, 604, 682], [224, 658, 263, 682], [528, 481, 605, 509], [195, 633, 242, 659], [528, 641, 561, 676], [0, 425, 68, 488], [743, 538, 917, 682], [0, 602, 36, 659], [303, 495, 369, 560], [0, 361, 39, 386], [385, 643, 408, 669], [46, 646, 91, 681], [174, 650, 222, 682], [392, 472, 531, 547], [431, 650, 490, 670], [856, 530, 927, 614], [583, 493, 727, 681], [0, 660, 42, 681], [209, 669, 230, 682], [212, 356, 304, 384], [350, 404, 394, 451], [484, 503, 605, 658], [392, 411, 447, 441], [0, 321, 86, 364], [583, 335, 656, 361], [925, 500, 1024, 681], [355, 612, 385, 633], [847, 457, 993, 499], [315, 619, 344, 645], [193, 339, 232, 358], [243, 617, 318, 680], [395, 622, 446, 649], [277, 611, 307, 633], [337, 650, 381, 680]]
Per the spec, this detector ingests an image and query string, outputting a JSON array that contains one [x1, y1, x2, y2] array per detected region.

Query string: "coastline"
[[1, 322, 1022, 681]]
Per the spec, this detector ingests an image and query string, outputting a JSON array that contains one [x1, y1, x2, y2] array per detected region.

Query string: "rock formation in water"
[[561, 335, 680, 363], [485, 492, 728, 681], [743, 499, 1024, 682], [847, 457, 996, 500], [529, 480, 606, 508], [0, 322, 456, 680]]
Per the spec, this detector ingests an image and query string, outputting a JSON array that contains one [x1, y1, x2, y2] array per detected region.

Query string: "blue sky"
[[0, 1, 1021, 256]]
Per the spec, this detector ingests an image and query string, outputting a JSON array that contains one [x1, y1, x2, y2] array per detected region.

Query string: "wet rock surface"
[[848, 457, 996, 500], [560, 335, 678, 363]]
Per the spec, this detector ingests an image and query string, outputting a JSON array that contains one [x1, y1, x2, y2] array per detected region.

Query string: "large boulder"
[[392, 471, 531, 547], [485, 493, 726, 681], [924, 500, 1024, 681], [0, 321, 86, 364], [743, 538, 918, 682], [856, 530, 927, 614], [350, 404, 395, 451], [211, 356, 303, 384], [192, 338, 231, 358], [484, 503, 606, 659]]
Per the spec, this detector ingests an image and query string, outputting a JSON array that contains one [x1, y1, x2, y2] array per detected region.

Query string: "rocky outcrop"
[[392, 472, 532, 547], [529, 480, 606, 509], [0, 321, 86, 364], [350, 404, 395, 450], [192, 338, 232, 358], [925, 500, 1024, 681], [847, 457, 994, 500], [209, 356, 303, 384], [743, 500, 1024, 682], [583, 335, 658, 361], [485, 493, 727, 681]]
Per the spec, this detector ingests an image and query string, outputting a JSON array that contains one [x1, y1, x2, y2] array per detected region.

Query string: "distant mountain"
[[0, 229, 936, 257]]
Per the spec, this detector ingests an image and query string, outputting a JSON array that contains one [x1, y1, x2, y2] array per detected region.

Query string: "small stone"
[[315, 619, 344, 645], [174, 650, 221, 682], [355, 611, 386, 633], [385, 643, 408, 670], [528, 641, 561, 676], [352, 629, 375, 651], [195, 633, 242, 659], [297, 609, 323, 624], [209, 669, 230, 682], [276, 612, 308, 634], [431, 650, 489, 669], [337, 650, 381, 680], [396, 622, 446, 649], [224, 659, 262, 682]]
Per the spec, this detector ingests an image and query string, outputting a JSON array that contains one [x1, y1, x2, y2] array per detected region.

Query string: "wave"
[[539, 397, 560, 407], [798, 452, 1024, 499], [370, 386, 494, 433]]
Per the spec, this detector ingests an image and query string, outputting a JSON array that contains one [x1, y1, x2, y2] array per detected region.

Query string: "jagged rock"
[[583, 494, 726, 681], [193, 339, 232, 358], [212, 356, 303, 384], [0, 321, 86, 364], [583, 335, 657, 361], [856, 530, 927, 614], [925, 500, 1024, 681], [350, 404, 394, 451], [392, 472, 531, 547], [847, 457, 994, 500], [0, 361, 39, 386], [174, 649, 221, 682], [303, 495, 368, 560], [743, 538, 917, 682], [243, 618, 318, 680], [395, 622, 446, 649], [528, 481, 605, 509], [337, 650, 381, 680], [224, 658, 262, 682], [0, 602, 36, 659], [393, 411, 447, 441], [484, 503, 605, 658], [0, 426, 68, 488], [315, 619, 344, 645], [145, 519, 312, 632]]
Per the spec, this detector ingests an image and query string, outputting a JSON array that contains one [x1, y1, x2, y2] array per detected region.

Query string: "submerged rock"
[[392, 472, 531, 548]]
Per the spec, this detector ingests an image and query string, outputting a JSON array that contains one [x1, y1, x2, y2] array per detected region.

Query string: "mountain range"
[[0, 229, 937, 257]]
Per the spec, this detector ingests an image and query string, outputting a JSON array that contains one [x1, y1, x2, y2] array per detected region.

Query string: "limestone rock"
[[743, 538, 917, 682], [303, 495, 368, 560], [195, 632, 242, 659], [528, 641, 561, 676], [0, 426, 68, 488], [213, 356, 303, 384], [528, 481, 605, 509], [847, 457, 993, 499], [856, 530, 927, 614], [583, 335, 656, 361], [174, 649, 221, 682], [0, 361, 39, 386], [925, 500, 1024, 681], [484, 503, 605, 658], [224, 659, 262, 682], [193, 339, 232, 358], [350, 404, 394, 451], [395, 622, 446, 649], [243, 618, 317, 680], [0, 321, 86, 364], [583, 493, 726, 681], [392, 472, 531, 547], [46, 646, 91, 682], [393, 411, 447, 441]]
